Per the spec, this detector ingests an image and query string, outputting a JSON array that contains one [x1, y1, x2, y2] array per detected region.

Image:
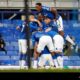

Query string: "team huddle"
[[16, 3, 75, 69]]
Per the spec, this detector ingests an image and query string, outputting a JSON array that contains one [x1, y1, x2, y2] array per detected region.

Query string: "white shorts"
[[53, 35, 64, 52], [37, 36, 54, 53], [18, 39, 27, 54], [57, 16, 64, 31], [38, 54, 54, 67]]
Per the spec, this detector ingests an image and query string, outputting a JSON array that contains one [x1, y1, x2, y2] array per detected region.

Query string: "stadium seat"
[[14, 61, 19, 65], [14, 46, 19, 51], [10, 42, 18, 46], [7, 51, 18, 56], [11, 56, 20, 60], [63, 56, 69, 60], [0, 51, 6, 56], [68, 56, 80, 60], [0, 56, 10, 60], [0, 60, 15, 65]]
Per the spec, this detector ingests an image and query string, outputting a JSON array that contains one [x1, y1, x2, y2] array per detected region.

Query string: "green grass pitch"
[[0, 69, 80, 72]]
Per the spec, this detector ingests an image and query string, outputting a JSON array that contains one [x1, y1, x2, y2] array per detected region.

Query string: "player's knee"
[[30, 39, 34, 49], [22, 50, 27, 54], [37, 47, 43, 53], [55, 47, 63, 53]]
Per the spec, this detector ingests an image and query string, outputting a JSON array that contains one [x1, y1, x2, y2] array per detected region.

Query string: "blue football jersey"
[[41, 21, 58, 37], [29, 22, 39, 33], [36, 6, 54, 20], [17, 21, 26, 39], [49, 21, 58, 33], [46, 30, 58, 38]]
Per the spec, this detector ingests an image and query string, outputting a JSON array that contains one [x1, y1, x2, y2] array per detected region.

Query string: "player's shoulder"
[[42, 6, 50, 11]]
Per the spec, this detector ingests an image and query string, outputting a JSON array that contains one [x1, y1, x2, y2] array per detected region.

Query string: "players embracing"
[[31, 2, 76, 69], [16, 2, 76, 69], [28, 2, 65, 69]]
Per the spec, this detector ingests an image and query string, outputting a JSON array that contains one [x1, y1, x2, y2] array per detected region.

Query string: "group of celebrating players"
[[17, 3, 75, 69]]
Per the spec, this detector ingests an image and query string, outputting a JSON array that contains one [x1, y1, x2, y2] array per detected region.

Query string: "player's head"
[[44, 17, 51, 24], [29, 14, 35, 22], [35, 3, 42, 11], [38, 13, 43, 21]]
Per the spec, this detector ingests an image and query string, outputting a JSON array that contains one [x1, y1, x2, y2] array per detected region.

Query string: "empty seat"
[[10, 42, 18, 46], [0, 51, 6, 56], [7, 51, 18, 56], [6, 46, 14, 51], [11, 56, 20, 60], [14, 61, 19, 65], [63, 56, 69, 60], [0, 60, 15, 65], [0, 56, 10, 60], [68, 56, 80, 60]]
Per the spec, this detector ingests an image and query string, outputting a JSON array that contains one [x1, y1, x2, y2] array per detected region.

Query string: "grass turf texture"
[[0, 69, 80, 72]]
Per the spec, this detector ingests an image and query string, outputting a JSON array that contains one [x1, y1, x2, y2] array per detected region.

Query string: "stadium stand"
[[0, 20, 20, 65]]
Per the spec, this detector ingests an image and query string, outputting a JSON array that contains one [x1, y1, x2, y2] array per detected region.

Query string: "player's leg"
[[33, 43, 39, 69], [34, 36, 48, 69], [49, 54, 55, 68], [37, 36, 50, 54], [38, 54, 54, 69], [53, 35, 64, 68], [44, 54, 54, 68], [46, 36, 55, 55], [57, 16, 75, 45], [38, 54, 46, 69], [57, 16, 64, 32], [55, 53, 63, 68], [45, 36, 57, 68], [37, 36, 55, 68], [37, 36, 55, 55], [18, 39, 27, 69], [65, 34, 75, 46], [21, 39, 27, 68], [18, 39, 22, 67]]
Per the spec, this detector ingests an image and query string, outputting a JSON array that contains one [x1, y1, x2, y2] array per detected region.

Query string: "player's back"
[[41, 21, 58, 37], [34, 31, 46, 42], [46, 30, 58, 38]]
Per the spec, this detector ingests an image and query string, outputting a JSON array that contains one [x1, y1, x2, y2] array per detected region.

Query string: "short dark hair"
[[36, 3, 42, 6]]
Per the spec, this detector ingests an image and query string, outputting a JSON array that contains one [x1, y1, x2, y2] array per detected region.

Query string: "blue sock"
[[23, 54, 27, 60], [20, 54, 27, 60], [55, 53, 62, 58], [20, 54, 23, 60], [52, 54, 57, 60]]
